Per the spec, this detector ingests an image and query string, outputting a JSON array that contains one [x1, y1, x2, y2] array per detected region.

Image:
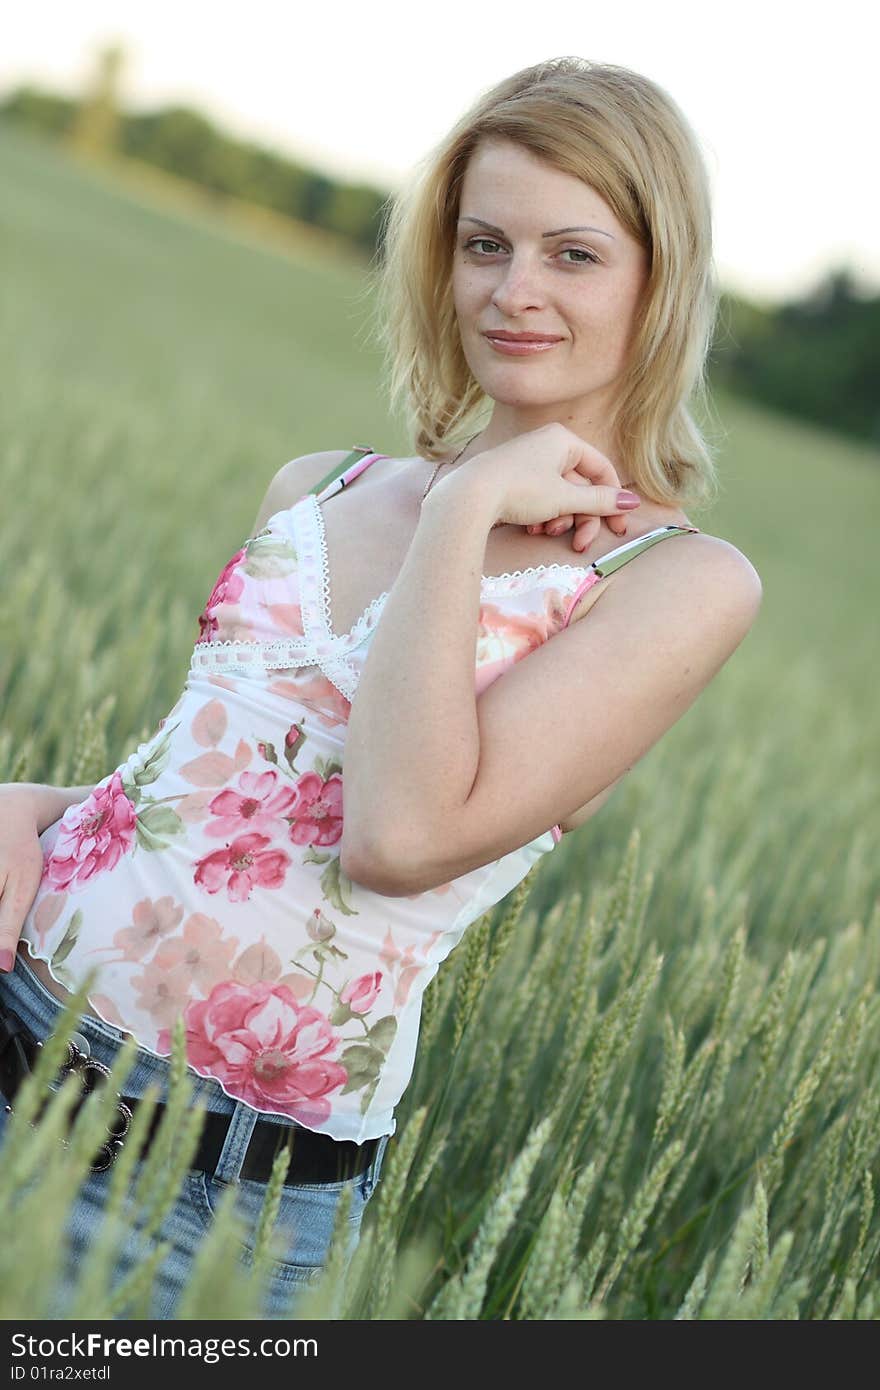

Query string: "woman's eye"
[[465, 238, 503, 255], [464, 239, 598, 266], [560, 247, 599, 266]]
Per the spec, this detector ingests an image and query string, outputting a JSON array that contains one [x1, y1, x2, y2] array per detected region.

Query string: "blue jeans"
[[0, 949, 390, 1319]]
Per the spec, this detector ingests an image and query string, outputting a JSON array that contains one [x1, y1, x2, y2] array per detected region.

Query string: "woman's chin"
[[477, 381, 574, 412]]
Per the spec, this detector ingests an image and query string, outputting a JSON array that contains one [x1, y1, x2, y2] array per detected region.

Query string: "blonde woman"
[[0, 56, 760, 1318]]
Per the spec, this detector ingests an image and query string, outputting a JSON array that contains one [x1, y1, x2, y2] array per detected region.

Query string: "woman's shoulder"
[[623, 521, 763, 656], [668, 522, 761, 599], [274, 448, 359, 499], [584, 491, 762, 656], [251, 449, 364, 531], [613, 489, 758, 579]]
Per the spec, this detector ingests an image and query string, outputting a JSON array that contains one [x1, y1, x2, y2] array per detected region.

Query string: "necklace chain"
[[419, 433, 481, 505]]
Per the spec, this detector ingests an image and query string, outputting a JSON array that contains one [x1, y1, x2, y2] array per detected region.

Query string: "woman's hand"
[[448, 423, 640, 551], [0, 785, 46, 970]]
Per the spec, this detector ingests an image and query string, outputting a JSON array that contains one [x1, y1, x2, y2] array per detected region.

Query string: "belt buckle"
[[38, 1039, 134, 1173]]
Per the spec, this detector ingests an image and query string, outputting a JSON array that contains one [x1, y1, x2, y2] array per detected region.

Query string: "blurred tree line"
[[713, 269, 879, 447], [1, 62, 390, 258], [2, 49, 878, 450]]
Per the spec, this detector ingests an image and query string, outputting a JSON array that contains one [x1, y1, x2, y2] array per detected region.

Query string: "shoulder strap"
[[306, 445, 383, 499], [591, 524, 700, 577]]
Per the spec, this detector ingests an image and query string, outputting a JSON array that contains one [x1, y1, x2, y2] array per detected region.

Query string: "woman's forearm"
[[341, 474, 500, 870], [18, 783, 96, 834]]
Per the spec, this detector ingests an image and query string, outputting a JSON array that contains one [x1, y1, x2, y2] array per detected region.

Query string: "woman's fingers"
[[0, 868, 39, 964], [561, 484, 639, 549], [575, 509, 628, 539], [566, 482, 640, 517], [561, 464, 632, 535], [564, 435, 624, 491], [528, 505, 631, 541], [573, 517, 602, 551], [521, 430, 637, 539], [552, 510, 628, 539]]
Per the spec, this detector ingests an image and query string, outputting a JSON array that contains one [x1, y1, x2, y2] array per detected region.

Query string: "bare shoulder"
[[675, 530, 763, 628], [266, 448, 353, 508], [250, 449, 353, 534], [599, 527, 763, 659]]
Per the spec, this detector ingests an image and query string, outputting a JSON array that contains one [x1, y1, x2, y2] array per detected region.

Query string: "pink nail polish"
[[0, 948, 16, 973], [616, 491, 640, 509]]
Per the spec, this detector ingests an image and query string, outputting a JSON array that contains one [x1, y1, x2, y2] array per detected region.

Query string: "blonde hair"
[[368, 56, 723, 510]]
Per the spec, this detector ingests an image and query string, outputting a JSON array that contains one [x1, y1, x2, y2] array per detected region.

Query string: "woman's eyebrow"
[[459, 215, 615, 240]]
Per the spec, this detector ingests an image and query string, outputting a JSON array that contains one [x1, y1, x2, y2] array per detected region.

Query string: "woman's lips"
[[483, 335, 562, 356]]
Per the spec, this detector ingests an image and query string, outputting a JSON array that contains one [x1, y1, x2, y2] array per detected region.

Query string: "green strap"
[[592, 526, 698, 577], [306, 445, 376, 497]]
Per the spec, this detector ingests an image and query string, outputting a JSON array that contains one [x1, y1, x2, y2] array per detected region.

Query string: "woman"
[[0, 56, 760, 1318]]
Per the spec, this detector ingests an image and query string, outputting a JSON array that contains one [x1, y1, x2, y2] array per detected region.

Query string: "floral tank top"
[[19, 448, 699, 1142]]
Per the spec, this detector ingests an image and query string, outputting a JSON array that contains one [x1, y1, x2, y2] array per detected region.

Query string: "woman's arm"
[[340, 471, 761, 897], [341, 477, 495, 885]]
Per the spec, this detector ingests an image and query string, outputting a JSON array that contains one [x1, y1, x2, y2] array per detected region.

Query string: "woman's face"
[[452, 138, 650, 433]]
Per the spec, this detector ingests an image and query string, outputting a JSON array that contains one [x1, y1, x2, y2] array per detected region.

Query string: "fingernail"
[[617, 491, 640, 509], [0, 949, 16, 973]]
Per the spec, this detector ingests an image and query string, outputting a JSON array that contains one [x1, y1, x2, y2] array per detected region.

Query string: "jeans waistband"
[[1, 949, 388, 1187]]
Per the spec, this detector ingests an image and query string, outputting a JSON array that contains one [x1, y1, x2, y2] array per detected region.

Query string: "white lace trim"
[[304, 493, 601, 647], [190, 638, 320, 673], [307, 493, 335, 641], [289, 495, 362, 700], [189, 506, 697, 681], [480, 562, 596, 590]]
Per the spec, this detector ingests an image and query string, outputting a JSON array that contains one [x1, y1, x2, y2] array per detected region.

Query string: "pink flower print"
[[340, 971, 382, 1014], [284, 723, 306, 764], [379, 929, 403, 972], [263, 603, 305, 636], [306, 908, 336, 943], [41, 773, 137, 893], [107, 895, 185, 962], [543, 585, 571, 632], [474, 602, 552, 697], [233, 937, 283, 985], [268, 672, 352, 728], [395, 966, 423, 1010], [152, 913, 239, 993], [288, 771, 343, 847], [157, 980, 347, 1122], [32, 893, 67, 951], [131, 959, 194, 1030], [196, 547, 247, 644], [203, 769, 299, 840], [194, 833, 291, 903], [380, 928, 443, 1010], [276, 971, 315, 1003], [380, 934, 419, 1007]]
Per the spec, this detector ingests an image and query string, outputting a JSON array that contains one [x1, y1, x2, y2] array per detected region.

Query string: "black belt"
[[0, 1004, 379, 1184]]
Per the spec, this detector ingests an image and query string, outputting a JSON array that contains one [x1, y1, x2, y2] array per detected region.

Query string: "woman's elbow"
[[339, 834, 417, 897]]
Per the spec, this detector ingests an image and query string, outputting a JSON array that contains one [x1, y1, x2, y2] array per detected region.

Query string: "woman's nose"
[[490, 255, 545, 315]]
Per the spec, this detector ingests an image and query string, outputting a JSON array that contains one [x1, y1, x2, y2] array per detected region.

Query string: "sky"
[[3, 0, 876, 306]]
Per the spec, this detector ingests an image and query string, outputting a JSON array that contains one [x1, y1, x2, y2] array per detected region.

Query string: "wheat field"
[[1, 122, 878, 1319]]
